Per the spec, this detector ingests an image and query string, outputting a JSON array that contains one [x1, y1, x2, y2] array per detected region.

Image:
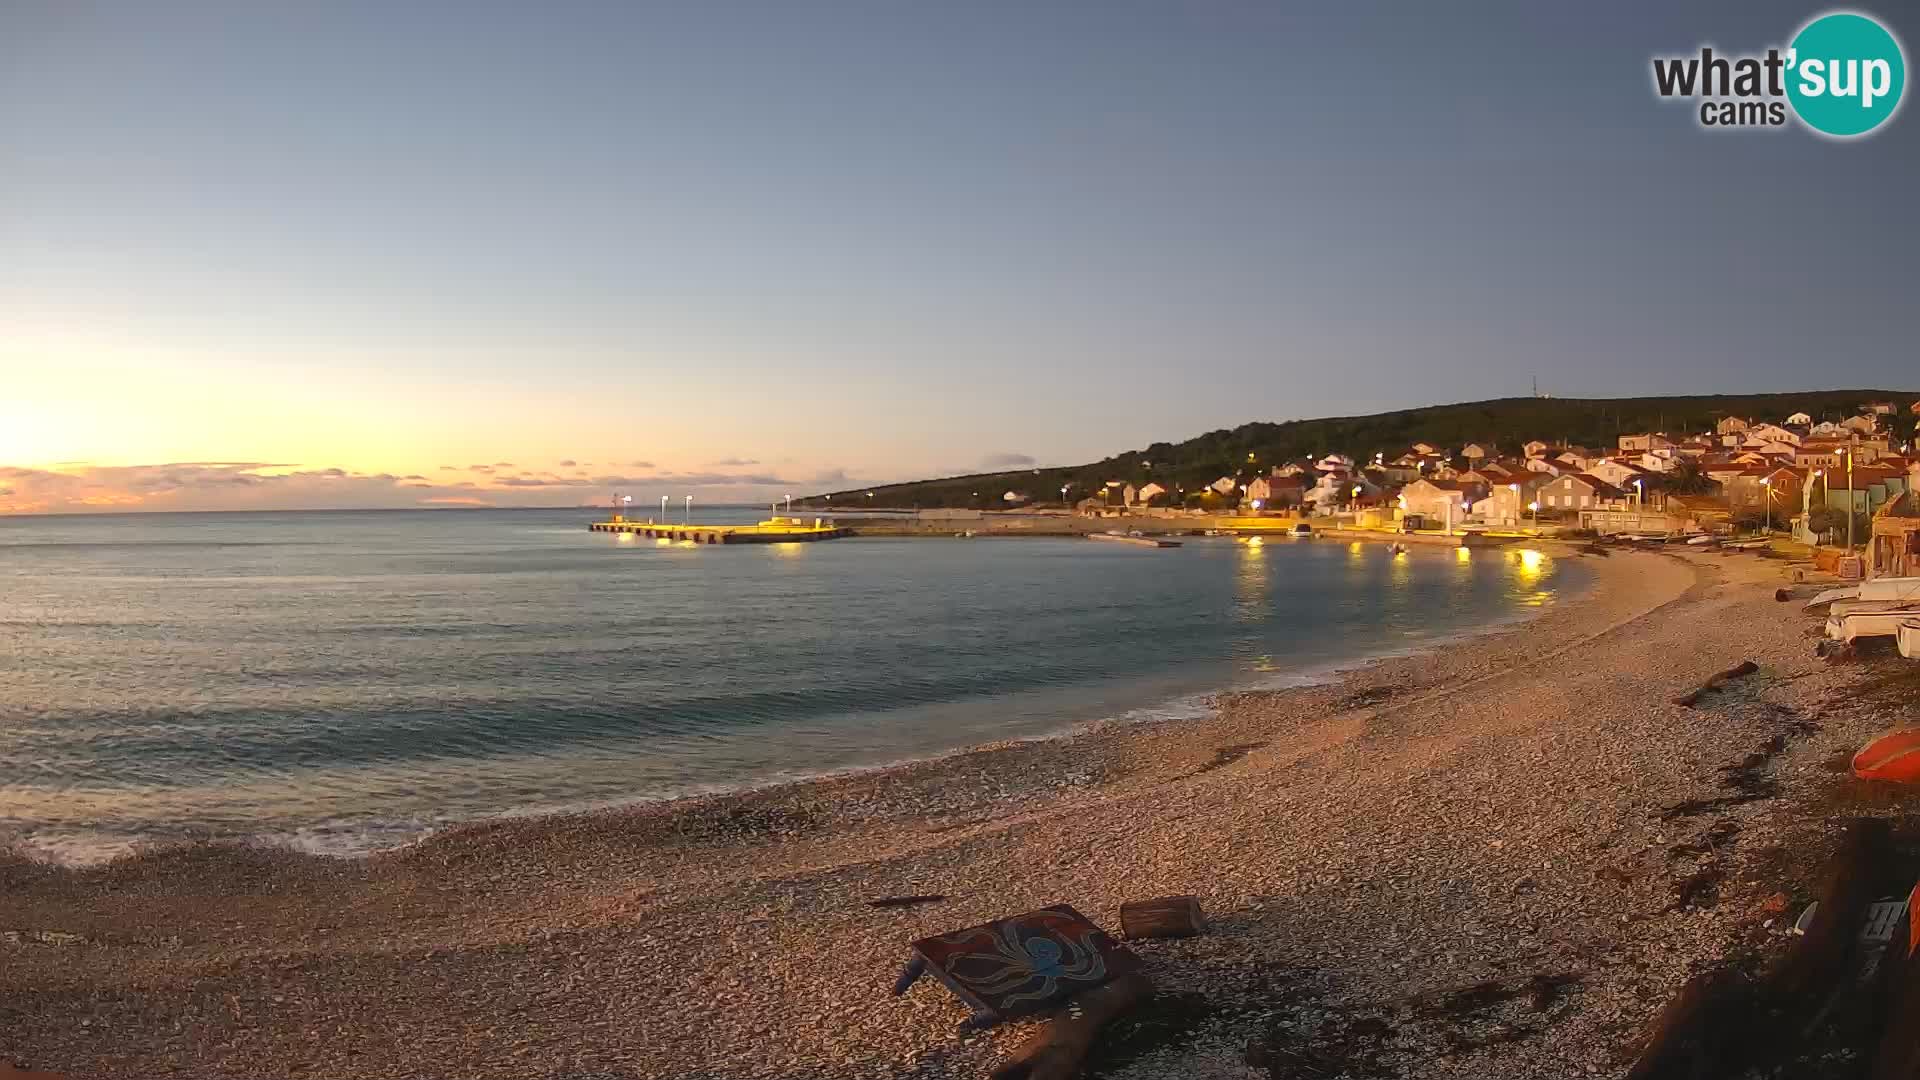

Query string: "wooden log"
[[1119, 896, 1206, 939], [1672, 661, 1760, 707], [1624, 969, 1749, 1080], [988, 972, 1154, 1080]]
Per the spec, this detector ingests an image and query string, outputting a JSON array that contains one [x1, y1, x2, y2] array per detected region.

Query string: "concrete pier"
[[589, 519, 852, 544]]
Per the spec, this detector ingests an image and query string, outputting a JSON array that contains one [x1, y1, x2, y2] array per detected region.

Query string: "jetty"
[[1087, 532, 1182, 548], [589, 515, 852, 545]]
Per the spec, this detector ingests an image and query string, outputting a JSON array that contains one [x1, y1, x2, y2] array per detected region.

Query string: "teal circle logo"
[[1786, 11, 1906, 137]]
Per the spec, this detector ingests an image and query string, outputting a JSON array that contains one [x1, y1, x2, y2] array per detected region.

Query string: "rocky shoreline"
[[5, 546, 1918, 1079]]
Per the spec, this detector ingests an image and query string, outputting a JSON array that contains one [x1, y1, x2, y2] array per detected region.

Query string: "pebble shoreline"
[[4, 546, 1915, 1079]]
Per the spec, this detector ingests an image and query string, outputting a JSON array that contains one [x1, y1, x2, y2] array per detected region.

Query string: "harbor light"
[[1456, 546, 1471, 561]]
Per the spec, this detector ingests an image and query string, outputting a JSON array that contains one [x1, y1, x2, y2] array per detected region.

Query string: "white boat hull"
[[1901, 619, 1920, 660]]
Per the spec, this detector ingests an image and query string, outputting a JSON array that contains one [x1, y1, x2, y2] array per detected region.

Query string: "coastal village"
[[1058, 397, 1920, 577]]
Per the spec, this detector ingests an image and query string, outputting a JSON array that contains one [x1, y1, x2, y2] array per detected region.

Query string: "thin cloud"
[[710, 457, 760, 467], [980, 452, 1036, 468], [0, 461, 823, 514], [558, 459, 578, 467]]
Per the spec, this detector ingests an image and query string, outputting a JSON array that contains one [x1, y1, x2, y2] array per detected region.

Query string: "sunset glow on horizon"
[[5, 2, 1915, 514]]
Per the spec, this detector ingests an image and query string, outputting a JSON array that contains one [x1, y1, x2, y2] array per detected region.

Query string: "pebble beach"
[[5, 545, 1917, 1079]]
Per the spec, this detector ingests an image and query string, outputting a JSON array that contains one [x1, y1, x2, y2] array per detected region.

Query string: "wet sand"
[[5, 546, 1914, 1079]]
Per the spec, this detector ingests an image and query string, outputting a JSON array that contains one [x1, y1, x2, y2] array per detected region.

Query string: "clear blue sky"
[[2, 1, 1915, 510]]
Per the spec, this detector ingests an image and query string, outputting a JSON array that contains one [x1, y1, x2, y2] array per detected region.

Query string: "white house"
[[1786, 411, 1813, 425], [1523, 440, 1551, 459], [1716, 416, 1751, 435], [1243, 475, 1303, 508], [1525, 456, 1566, 476], [1844, 414, 1879, 435], [1586, 457, 1649, 489], [1638, 450, 1677, 473], [1555, 447, 1599, 470], [1537, 473, 1629, 512], [1745, 422, 1803, 446], [1135, 482, 1167, 504], [1482, 473, 1552, 525], [1001, 490, 1030, 504], [1461, 442, 1491, 461], [1399, 478, 1481, 524]]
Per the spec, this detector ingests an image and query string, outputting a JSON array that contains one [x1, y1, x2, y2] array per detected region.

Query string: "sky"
[[3, 1, 1916, 513]]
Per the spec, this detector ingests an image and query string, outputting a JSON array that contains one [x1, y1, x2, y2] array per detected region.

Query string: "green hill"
[[801, 390, 1917, 510]]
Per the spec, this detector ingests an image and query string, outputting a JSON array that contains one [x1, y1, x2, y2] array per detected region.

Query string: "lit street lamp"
[[683, 494, 692, 525], [660, 494, 668, 522]]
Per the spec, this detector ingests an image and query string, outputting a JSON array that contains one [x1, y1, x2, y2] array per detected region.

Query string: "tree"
[[1666, 457, 1715, 495], [1806, 506, 1871, 545]]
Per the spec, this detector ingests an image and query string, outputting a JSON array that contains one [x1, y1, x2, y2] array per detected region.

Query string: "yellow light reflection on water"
[[1234, 531, 1270, 622], [1455, 546, 1471, 561], [616, 532, 634, 543], [656, 537, 672, 546], [771, 542, 804, 557]]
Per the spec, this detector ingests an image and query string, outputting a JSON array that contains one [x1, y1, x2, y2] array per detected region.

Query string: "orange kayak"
[[1854, 727, 1920, 783]]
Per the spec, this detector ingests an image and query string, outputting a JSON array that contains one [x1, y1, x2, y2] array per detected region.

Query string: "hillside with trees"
[[801, 390, 1918, 510]]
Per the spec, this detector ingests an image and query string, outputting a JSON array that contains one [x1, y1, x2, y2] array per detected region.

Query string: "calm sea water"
[[0, 509, 1579, 862]]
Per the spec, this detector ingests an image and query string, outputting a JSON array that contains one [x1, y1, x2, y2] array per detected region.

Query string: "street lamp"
[[683, 494, 692, 524], [660, 494, 668, 522], [1845, 449, 1856, 553], [784, 494, 792, 514], [1811, 469, 1828, 546], [1528, 500, 1539, 530]]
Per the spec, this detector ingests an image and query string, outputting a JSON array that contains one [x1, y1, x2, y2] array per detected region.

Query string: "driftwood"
[[988, 972, 1154, 1080], [1672, 661, 1760, 707], [1119, 896, 1206, 939]]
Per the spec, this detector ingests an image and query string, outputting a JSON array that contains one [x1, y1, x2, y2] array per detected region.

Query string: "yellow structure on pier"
[[589, 514, 851, 545]]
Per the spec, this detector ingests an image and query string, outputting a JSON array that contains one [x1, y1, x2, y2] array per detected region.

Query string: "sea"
[[0, 508, 1581, 863]]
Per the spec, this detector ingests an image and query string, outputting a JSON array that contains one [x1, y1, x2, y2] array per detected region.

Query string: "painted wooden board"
[[898, 904, 1141, 1026]]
